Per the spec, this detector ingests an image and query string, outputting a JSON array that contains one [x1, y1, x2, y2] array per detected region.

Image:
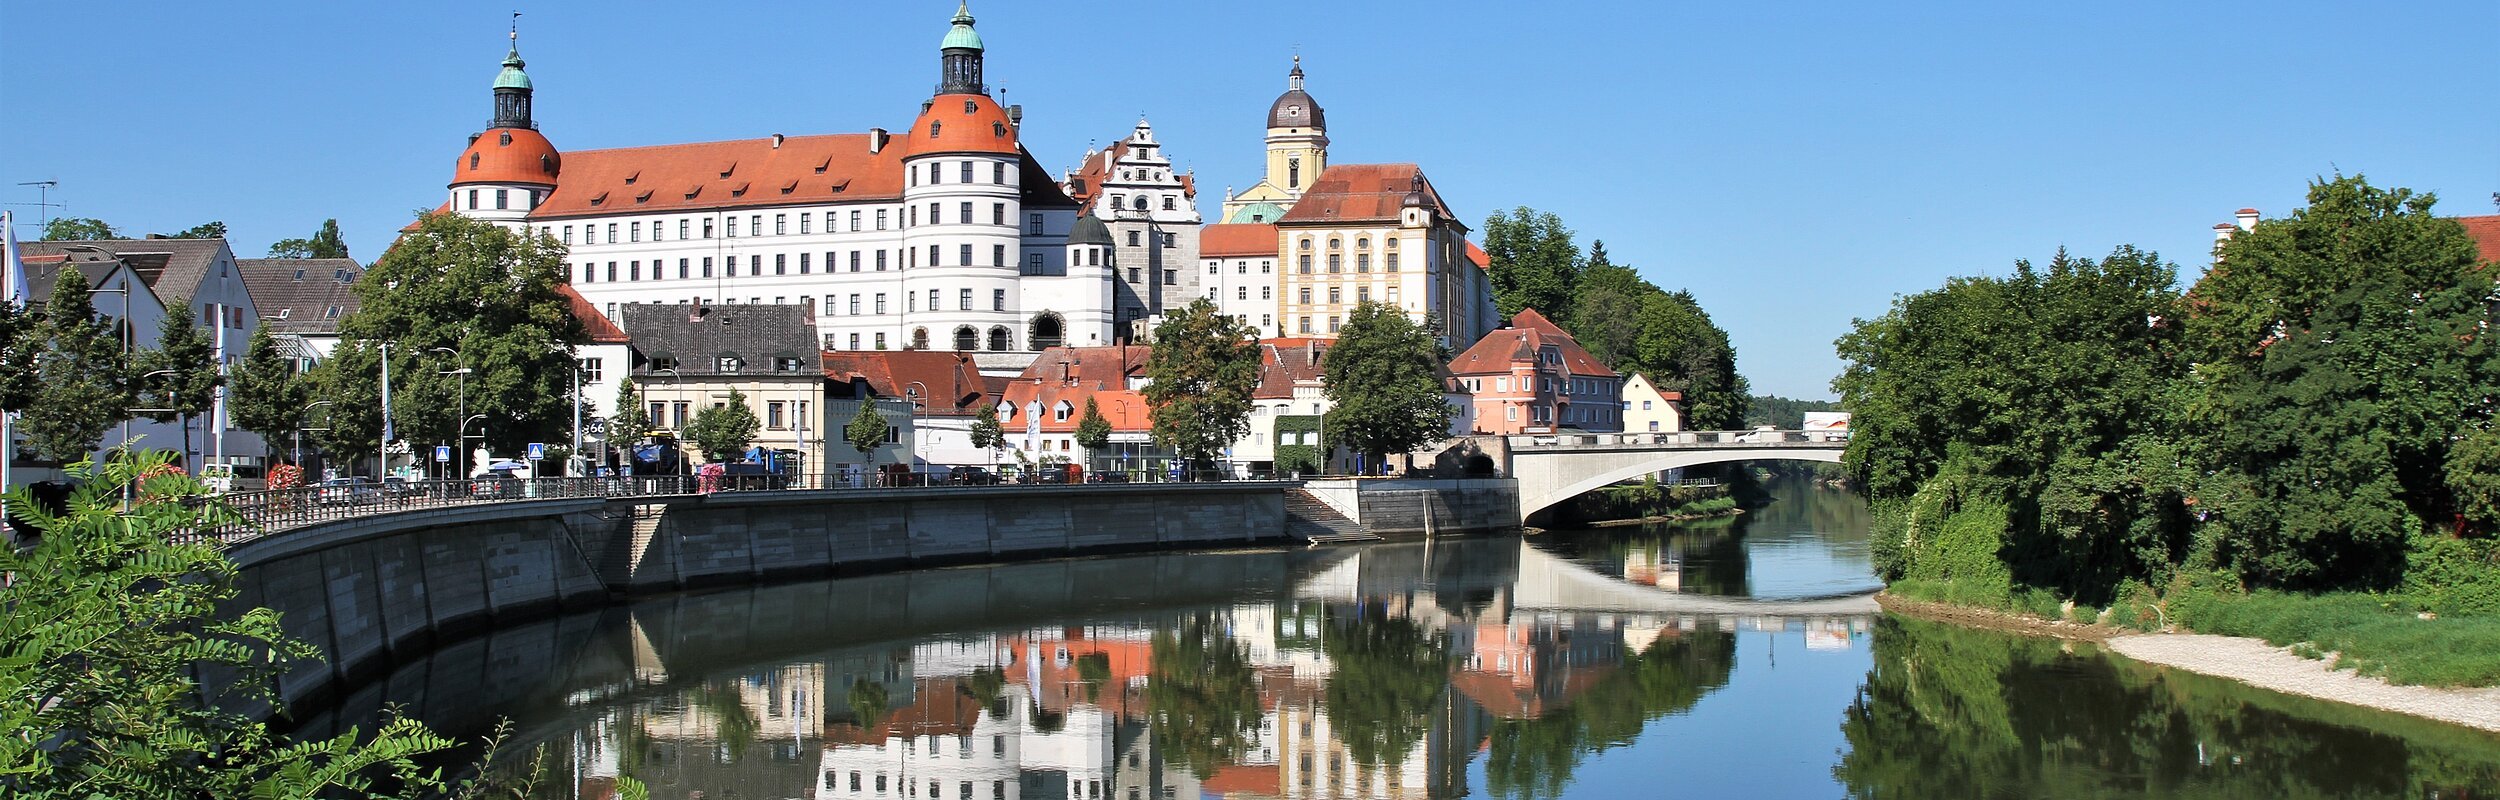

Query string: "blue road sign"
[[434, 445, 451, 463], [527, 442, 546, 461]]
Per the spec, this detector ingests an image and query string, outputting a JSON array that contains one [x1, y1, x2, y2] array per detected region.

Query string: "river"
[[342, 481, 2500, 798]]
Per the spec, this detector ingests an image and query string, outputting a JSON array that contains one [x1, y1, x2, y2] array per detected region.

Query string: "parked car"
[[948, 466, 999, 486], [317, 477, 379, 505], [1086, 471, 1130, 484], [380, 476, 425, 500], [470, 471, 522, 499]]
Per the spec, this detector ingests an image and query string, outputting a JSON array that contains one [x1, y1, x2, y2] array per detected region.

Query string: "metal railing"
[[1508, 429, 1850, 449], [187, 467, 1284, 547]]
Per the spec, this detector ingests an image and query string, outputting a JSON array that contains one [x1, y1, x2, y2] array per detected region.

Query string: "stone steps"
[[1285, 489, 1378, 545]]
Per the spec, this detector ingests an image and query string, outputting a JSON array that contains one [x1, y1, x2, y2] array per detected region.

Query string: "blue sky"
[[5, 1, 2493, 399]]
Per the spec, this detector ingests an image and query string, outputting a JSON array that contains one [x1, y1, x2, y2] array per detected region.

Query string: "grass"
[[2167, 588, 2500, 687]]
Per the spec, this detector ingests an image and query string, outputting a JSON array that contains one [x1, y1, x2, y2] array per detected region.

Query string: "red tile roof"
[[451, 126, 562, 187], [1467, 239, 1490, 269], [2459, 214, 2500, 264], [905, 93, 1022, 158], [1276, 163, 1454, 226], [999, 346, 1157, 433], [1253, 338, 1329, 399], [1448, 308, 1617, 378], [1201, 223, 1280, 258], [556, 283, 628, 343], [1062, 139, 1202, 210], [821, 350, 993, 415], [529, 133, 909, 219]]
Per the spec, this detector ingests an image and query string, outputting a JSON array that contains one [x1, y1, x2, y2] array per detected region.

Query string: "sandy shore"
[[2105, 633, 2500, 733]]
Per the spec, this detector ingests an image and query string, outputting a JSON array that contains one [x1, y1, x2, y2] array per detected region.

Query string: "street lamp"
[[431, 347, 468, 474], [460, 414, 487, 474], [294, 400, 334, 475], [903, 381, 928, 475]]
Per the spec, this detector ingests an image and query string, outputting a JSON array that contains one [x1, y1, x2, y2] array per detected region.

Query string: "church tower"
[[1222, 57, 1329, 224]]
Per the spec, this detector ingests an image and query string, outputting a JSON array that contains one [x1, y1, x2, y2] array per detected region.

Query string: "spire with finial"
[[1289, 54, 1304, 91], [937, 1, 985, 95], [491, 13, 535, 129]]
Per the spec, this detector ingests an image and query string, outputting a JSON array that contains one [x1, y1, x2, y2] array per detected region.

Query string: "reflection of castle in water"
[[434, 539, 1868, 800]]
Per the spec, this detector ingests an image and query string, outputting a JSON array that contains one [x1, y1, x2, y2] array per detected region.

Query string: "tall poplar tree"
[[228, 326, 309, 461], [135, 302, 221, 470]]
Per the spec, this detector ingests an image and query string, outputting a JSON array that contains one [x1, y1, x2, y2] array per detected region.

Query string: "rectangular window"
[[849, 332, 861, 350], [1237, 287, 1248, 300], [579, 357, 604, 383], [768, 401, 786, 429], [1163, 269, 1176, 285], [629, 261, 641, 281], [850, 210, 863, 231], [1027, 253, 1043, 271], [959, 202, 973, 224], [562, 225, 573, 244], [876, 251, 888, 271], [875, 293, 887, 314], [876, 209, 889, 230], [630, 221, 641, 242], [849, 294, 860, 315], [799, 252, 811, 273], [930, 244, 941, 266], [749, 215, 762, 236], [1327, 287, 1342, 304], [992, 203, 1006, 225], [1261, 313, 1272, 328], [466, 188, 479, 209], [799, 213, 811, 235], [775, 254, 787, 275], [679, 219, 689, 240], [908, 291, 916, 312], [1386, 253, 1400, 271], [605, 223, 617, 243], [961, 161, 974, 182], [1328, 316, 1341, 332], [959, 244, 972, 266], [929, 289, 940, 311], [1261, 286, 1272, 300], [775, 214, 787, 235], [1327, 254, 1341, 273], [1298, 256, 1312, 273], [959, 288, 972, 310], [1297, 287, 1311, 304], [875, 332, 887, 350], [1262, 260, 1273, 273], [850, 251, 862, 272], [703, 218, 714, 238], [825, 211, 835, 231], [1387, 286, 1400, 302], [1027, 213, 1043, 234], [605, 262, 618, 282], [992, 244, 1006, 267], [1298, 316, 1312, 333], [725, 217, 737, 237], [495, 189, 509, 210], [993, 289, 1006, 311], [647, 401, 665, 426], [1356, 253, 1370, 272], [701, 256, 714, 278], [582, 262, 594, 283]]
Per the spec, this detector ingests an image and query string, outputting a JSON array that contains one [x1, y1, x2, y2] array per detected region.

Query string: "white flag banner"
[[2, 210, 26, 306]]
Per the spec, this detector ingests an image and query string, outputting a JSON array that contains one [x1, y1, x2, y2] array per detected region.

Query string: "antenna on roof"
[[510, 10, 521, 46]]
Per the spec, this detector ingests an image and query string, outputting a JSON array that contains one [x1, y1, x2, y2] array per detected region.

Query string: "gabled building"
[[1203, 222, 1282, 338], [995, 345, 1156, 471], [1449, 309, 1623, 435], [1062, 118, 1202, 338], [1274, 164, 1497, 348], [20, 237, 265, 475], [617, 303, 823, 473], [236, 257, 360, 363], [821, 350, 998, 467], [1621, 373, 1684, 434]]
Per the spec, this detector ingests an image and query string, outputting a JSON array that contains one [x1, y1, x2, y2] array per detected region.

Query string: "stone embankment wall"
[[1299, 478, 1522, 537], [221, 483, 1293, 709]]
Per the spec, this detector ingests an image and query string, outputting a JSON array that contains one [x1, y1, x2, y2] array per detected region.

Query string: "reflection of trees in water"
[[958, 666, 1010, 719], [1837, 616, 2500, 798], [1480, 628, 1738, 800], [1735, 479, 1872, 545], [697, 682, 762, 763], [1323, 609, 1451, 768], [844, 678, 887, 729], [1147, 612, 1261, 780]]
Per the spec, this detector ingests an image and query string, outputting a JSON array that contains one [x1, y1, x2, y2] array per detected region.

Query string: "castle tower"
[[901, 2, 1026, 352], [449, 27, 559, 230], [1222, 57, 1329, 224]]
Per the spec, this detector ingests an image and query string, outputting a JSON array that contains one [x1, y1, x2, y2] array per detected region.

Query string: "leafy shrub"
[[2400, 535, 2500, 616]]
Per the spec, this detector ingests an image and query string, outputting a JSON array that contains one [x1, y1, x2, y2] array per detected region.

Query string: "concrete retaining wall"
[[1299, 478, 1521, 537], [223, 483, 1293, 709]]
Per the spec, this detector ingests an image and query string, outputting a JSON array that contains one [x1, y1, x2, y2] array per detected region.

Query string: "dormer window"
[[324, 306, 342, 319], [291, 269, 305, 282], [774, 357, 806, 373], [929, 121, 943, 138], [963, 99, 978, 114], [716, 355, 744, 373], [623, 171, 639, 185], [649, 356, 677, 372], [276, 309, 292, 320]]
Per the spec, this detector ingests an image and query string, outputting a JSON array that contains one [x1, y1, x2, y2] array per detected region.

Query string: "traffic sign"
[[433, 445, 451, 463], [527, 442, 547, 461]]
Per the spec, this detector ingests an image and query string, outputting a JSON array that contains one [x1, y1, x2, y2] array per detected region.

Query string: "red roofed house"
[[1202, 222, 1283, 338], [996, 346, 1161, 475], [1450, 309, 1625, 435], [822, 349, 1000, 467], [433, 6, 1122, 360], [1059, 118, 1204, 339], [2457, 214, 2500, 265], [1622, 373, 1685, 433], [1274, 163, 1498, 349]]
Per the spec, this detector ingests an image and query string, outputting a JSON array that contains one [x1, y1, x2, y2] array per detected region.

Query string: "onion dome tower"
[[450, 27, 559, 228], [1263, 56, 1329, 195]]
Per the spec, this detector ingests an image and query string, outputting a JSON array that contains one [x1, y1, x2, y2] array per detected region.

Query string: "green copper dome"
[[493, 48, 532, 90], [941, 2, 983, 51], [1227, 202, 1288, 224]]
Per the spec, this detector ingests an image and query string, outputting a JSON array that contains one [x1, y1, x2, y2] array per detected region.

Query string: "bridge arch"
[[1509, 441, 1844, 522]]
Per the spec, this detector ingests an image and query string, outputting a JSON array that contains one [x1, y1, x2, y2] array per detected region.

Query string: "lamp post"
[[294, 400, 333, 476], [460, 414, 487, 474], [903, 380, 927, 473], [430, 347, 468, 474], [88, 283, 132, 454], [653, 366, 682, 476]]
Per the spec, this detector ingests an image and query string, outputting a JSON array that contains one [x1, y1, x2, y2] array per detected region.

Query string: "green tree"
[[1482, 207, 1581, 320], [969, 404, 1004, 468], [135, 302, 222, 470], [1144, 299, 1261, 468], [610, 376, 650, 438], [1567, 247, 1648, 368], [686, 388, 760, 462], [2449, 427, 2500, 531], [1146, 613, 1261, 780], [2186, 177, 2498, 589], [22, 267, 131, 462], [1075, 397, 1112, 468], [229, 327, 309, 461], [1323, 302, 1455, 472], [844, 399, 889, 465], [0, 450, 458, 797], [1746, 394, 1840, 429], [39, 217, 116, 241], [170, 221, 227, 239], [311, 212, 584, 460], [0, 298, 43, 414], [267, 219, 350, 260], [1632, 290, 1749, 431]]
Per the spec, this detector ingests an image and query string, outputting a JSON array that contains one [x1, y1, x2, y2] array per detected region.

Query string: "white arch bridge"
[[1501, 430, 1846, 521]]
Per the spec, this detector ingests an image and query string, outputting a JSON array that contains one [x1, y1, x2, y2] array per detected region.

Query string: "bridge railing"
[[1506, 429, 1848, 449]]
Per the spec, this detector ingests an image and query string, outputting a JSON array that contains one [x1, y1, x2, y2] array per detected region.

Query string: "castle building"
[[438, 5, 1115, 355], [1220, 58, 1328, 225], [1061, 118, 1203, 339]]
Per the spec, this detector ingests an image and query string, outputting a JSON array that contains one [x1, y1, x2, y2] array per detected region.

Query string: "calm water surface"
[[342, 482, 2500, 798]]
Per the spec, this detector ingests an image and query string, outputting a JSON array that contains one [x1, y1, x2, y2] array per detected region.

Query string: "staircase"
[[1286, 489, 1379, 545], [587, 506, 667, 588]]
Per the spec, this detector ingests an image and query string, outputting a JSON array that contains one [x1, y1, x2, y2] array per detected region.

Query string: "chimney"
[[2212, 222, 2237, 245], [771, 133, 785, 149], [1061, 359, 1075, 386], [1007, 104, 1023, 129], [2235, 207, 2260, 231], [868, 128, 889, 154]]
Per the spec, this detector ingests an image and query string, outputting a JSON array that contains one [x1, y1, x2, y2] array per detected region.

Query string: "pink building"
[[1448, 308, 1623, 434]]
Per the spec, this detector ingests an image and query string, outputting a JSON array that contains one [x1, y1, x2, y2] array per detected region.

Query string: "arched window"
[[929, 121, 943, 138], [1133, 196, 1148, 210], [1328, 238, 1342, 250], [954, 326, 979, 351], [1298, 238, 1313, 252], [910, 327, 930, 351], [988, 326, 1011, 351], [1029, 313, 1064, 351], [1356, 237, 1369, 249]]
